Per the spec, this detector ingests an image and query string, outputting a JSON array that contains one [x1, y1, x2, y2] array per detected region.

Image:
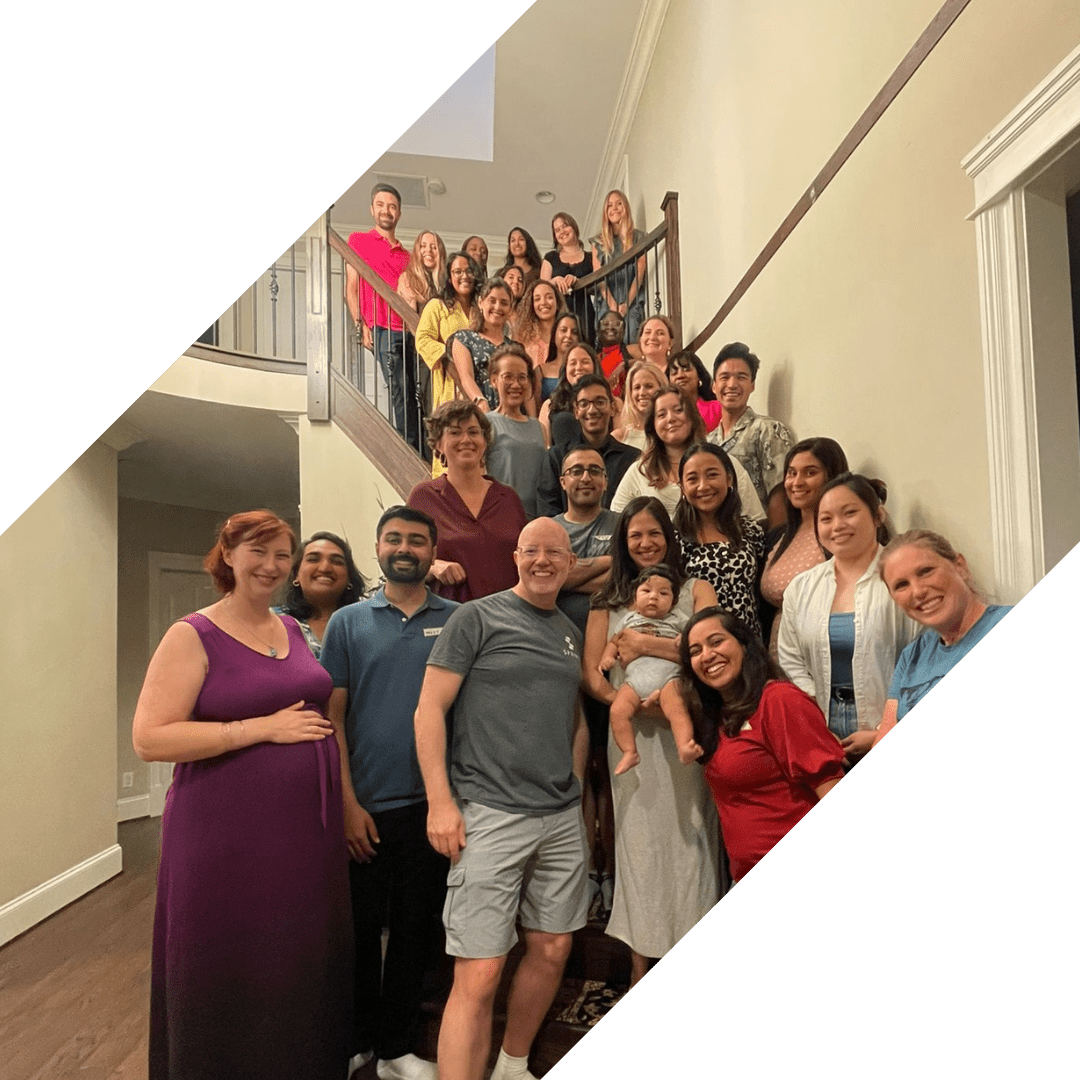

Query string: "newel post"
[[661, 191, 682, 349], [305, 211, 331, 422]]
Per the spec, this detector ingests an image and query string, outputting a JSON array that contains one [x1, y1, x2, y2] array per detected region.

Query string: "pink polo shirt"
[[347, 229, 410, 331]]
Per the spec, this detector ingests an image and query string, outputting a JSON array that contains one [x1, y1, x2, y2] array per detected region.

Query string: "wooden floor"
[[0, 819, 630, 1080]]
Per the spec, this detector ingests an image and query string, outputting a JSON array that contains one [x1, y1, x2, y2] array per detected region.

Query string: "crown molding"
[[586, 0, 670, 232]]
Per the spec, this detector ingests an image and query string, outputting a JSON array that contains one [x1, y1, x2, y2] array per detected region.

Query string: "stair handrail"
[[327, 227, 421, 335]]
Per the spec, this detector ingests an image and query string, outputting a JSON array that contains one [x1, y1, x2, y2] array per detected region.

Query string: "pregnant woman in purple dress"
[[133, 509, 352, 1080]]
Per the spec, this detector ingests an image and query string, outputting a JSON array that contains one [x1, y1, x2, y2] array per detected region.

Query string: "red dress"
[[703, 681, 845, 881]]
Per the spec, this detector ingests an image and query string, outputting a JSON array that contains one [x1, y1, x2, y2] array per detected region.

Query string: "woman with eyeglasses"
[[484, 343, 548, 519]]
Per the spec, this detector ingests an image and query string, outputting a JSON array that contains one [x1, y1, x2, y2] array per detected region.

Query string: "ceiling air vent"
[[374, 173, 431, 210]]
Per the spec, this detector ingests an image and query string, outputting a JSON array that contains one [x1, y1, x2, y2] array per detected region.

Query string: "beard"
[[381, 554, 425, 585]]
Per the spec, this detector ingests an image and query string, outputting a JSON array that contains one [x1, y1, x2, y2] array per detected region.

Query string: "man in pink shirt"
[[346, 184, 419, 450]]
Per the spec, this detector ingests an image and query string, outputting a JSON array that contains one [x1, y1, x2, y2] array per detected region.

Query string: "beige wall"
[[298, 418, 401, 583], [116, 499, 233, 802], [0, 443, 118, 906], [625, 0, 1080, 593]]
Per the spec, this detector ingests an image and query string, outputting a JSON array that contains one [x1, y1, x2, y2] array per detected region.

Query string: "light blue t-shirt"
[[888, 605, 1011, 719]]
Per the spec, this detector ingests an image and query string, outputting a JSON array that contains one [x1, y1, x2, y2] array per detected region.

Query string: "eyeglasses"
[[562, 465, 607, 478], [450, 268, 474, 279], [516, 546, 572, 562], [574, 397, 611, 413]]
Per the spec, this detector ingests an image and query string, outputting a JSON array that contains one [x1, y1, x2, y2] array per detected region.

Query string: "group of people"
[[133, 321, 1010, 1080], [346, 184, 651, 459]]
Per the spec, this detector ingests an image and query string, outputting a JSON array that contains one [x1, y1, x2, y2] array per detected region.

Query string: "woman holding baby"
[[582, 496, 720, 986]]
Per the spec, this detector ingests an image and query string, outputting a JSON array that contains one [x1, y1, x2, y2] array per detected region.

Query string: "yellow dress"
[[415, 298, 470, 477]]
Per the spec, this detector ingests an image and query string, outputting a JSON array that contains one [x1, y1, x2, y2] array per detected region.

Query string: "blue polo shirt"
[[321, 587, 458, 812]]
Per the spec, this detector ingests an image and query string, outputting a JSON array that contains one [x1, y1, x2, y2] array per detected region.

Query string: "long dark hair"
[[546, 311, 583, 364], [501, 226, 543, 275], [592, 496, 686, 610], [279, 531, 368, 619], [679, 608, 785, 759], [769, 437, 849, 564], [673, 443, 746, 550], [816, 472, 891, 552]]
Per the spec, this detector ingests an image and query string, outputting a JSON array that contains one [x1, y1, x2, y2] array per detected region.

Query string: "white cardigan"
[[777, 547, 922, 730]]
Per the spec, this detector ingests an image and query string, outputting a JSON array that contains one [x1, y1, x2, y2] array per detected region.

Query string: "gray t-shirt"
[[427, 589, 583, 815], [485, 413, 548, 519], [554, 509, 619, 633]]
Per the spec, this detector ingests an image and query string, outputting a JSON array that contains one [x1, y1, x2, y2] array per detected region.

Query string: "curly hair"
[[424, 399, 495, 456], [514, 278, 566, 347]]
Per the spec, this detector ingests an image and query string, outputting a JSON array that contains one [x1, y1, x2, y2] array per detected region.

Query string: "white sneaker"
[[376, 1053, 439, 1080], [349, 1050, 375, 1078]]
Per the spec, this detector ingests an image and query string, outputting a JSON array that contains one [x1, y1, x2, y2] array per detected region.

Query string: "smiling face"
[[559, 448, 606, 509], [680, 451, 732, 518], [598, 311, 625, 346], [605, 192, 628, 227], [785, 451, 828, 512], [435, 415, 486, 470], [464, 236, 488, 268], [713, 358, 754, 416], [513, 518, 575, 607], [492, 354, 532, 411], [509, 229, 527, 257], [816, 484, 882, 563], [639, 319, 673, 365], [532, 282, 557, 321], [881, 544, 975, 637], [668, 357, 698, 396], [295, 538, 349, 608], [479, 284, 513, 329], [565, 345, 595, 385], [625, 510, 668, 569], [651, 390, 693, 449], [224, 529, 294, 600], [370, 190, 401, 233], [376, 516, 435, 585], [634, 574, 674, 620], [573, 381, 614, 441], [629, 367, 663, 416], [687, 616, 745, 695], [502, 266, 524, 299], [448, 256, 474, 299], [418, 232, 439, 271], [554, 316, 580, 357], [553, 215, 577, 248]]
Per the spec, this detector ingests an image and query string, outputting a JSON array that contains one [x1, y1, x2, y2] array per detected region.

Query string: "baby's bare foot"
[[614, 749, 641, 775]]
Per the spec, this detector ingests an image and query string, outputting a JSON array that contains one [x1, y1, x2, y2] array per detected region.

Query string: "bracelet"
[[473, 395, 485, 406], [222, 721, 232, 747]]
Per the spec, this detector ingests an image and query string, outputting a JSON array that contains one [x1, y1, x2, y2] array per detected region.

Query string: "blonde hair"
[[619, 361, 669, 431], [599, 189, 635, 256], [398, 231, 446, 308]]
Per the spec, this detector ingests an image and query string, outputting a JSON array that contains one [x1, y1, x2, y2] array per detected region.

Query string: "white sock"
[[494, 1048, 531, 1077]]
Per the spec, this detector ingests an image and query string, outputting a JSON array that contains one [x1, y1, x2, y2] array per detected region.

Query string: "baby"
[[599, 565, 701, 775]]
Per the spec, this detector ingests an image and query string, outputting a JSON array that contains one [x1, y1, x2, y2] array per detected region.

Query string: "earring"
[[293, 579, 300, 587]]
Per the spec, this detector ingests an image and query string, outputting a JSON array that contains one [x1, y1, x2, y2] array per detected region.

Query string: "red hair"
[[203, 510, 296, 594]]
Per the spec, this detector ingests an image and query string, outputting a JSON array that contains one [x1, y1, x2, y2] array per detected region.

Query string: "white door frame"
[[963, 46, 1080, 602], [146, 551, 207, 816]]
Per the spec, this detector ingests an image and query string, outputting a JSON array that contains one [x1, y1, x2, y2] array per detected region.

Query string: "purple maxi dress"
[[149, 613, 353, 1080]]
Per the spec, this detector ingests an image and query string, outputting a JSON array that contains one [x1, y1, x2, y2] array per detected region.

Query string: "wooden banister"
[[328, 226, 420, 334], [183, 342, 306, 375], [570, 220, 667, 292]]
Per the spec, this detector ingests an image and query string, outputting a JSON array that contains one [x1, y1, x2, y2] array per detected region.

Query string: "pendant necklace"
[[227, 598, 279, 657]]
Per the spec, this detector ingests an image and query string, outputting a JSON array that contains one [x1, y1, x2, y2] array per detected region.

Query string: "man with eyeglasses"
[[414, 517, 588, 1080], [536, 374, 638, 517]]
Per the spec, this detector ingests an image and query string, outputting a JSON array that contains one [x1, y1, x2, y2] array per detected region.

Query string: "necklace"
[[226, 598, 280, 657]]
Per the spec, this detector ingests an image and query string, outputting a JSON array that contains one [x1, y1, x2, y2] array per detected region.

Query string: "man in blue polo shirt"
[[322, 505, 457, 1080]]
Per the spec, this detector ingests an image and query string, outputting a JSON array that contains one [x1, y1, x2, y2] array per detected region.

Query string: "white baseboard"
[[0, 844, 123, 947], [116, 794, 150, 822]]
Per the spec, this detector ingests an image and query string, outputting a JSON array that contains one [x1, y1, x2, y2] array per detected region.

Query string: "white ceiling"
[[117, 392, 300, 518], [330, 0, 645, 251]]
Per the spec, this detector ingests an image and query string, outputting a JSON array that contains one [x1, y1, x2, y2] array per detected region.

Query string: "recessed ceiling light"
[[535, 190, 555, 204]]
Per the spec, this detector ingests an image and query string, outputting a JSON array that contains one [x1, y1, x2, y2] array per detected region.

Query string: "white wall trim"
[[963, 47, 1080, 602], [117, 794, 150, 822], [586, 0, 670, 233], [963, 45, 1080, 213], [0, 844, 122, 947]]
